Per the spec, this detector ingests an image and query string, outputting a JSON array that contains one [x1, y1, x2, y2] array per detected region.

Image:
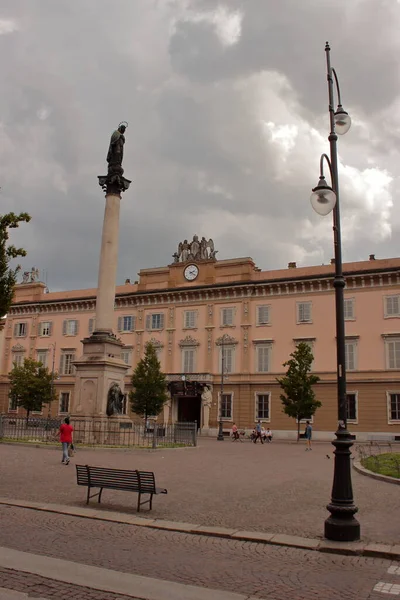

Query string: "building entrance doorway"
[[178, 395, 201, 427]]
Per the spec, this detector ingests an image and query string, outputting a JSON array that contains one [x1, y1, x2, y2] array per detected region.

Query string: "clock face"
[[184, 264, 199, 281]]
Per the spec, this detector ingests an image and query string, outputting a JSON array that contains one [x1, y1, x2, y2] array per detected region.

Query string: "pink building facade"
[[1, 253, 400, 441]]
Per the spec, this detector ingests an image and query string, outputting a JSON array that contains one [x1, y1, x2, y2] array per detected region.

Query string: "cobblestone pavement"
[[1, 440, 399, 543], [0, 570, 140, 600], [0, 505, 399, 600]]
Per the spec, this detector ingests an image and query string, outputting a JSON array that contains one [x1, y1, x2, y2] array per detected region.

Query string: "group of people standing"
[[231, 421, 273, 443]]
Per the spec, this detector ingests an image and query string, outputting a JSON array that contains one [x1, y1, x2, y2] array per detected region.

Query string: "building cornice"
[[8, 267, 400, 316]]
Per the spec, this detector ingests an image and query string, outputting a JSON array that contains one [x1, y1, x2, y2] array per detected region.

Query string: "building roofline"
[[10, 264, 400, 308]]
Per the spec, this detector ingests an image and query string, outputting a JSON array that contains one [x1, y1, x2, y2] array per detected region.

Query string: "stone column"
[[72, 127, 132, 433], [95, 193, 122, 334]]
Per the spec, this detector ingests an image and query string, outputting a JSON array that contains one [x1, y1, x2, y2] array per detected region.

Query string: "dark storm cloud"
[[0, 0, 399, 292]]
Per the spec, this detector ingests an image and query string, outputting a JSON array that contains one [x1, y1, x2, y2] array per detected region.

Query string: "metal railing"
[[0, 415, 197, 448]]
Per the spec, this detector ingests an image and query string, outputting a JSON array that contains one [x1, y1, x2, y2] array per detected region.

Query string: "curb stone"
[[0, 497, 399, 561], [353, 459, 400, 486]]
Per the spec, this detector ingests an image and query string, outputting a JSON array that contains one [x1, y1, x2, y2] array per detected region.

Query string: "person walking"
[[305, 420, 312, 451], [253, 420, 263, 444], [60, 416, 74, 465]]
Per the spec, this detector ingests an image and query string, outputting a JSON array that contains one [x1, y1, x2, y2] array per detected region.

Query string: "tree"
[[129, 342, 168, 422], [0, 212, 31, 326], [8, 358, 56, 420], [277, 342, 321, 441]]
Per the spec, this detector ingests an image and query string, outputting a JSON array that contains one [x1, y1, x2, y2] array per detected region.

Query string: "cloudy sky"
[[1, 0, 399, 291]]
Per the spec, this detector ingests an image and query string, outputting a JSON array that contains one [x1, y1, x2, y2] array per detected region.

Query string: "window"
[[385, 295, 400, 317], [12, 353, 24, 368], [118, 315, 135, 333], [37, 350, 48, 368], [146, 313, 165, 331], [256, 345, 271, 373], [60, 352, 75, 375], [88, 318, 96, 334], [346, 392, 358, 422], [59, 392, 70, 414], [385, 339, 400, 370], [345, 340, 357, 371], [14, 322, 27, 337], [121, 350, 132, 366], [297, 302, 312, 323], [38, 321, 52, 337], [257, 305, 270, 325], [220, 393, 232, 419], [256, 393, 270, 420], [344, 299, 355, 320], [387, 392, 400, 422], [220, 346, 234, 374], [182, 348, 195, 373], [184, 310, 197, 329], [221, 308, 234, 326], [8, 397, 18, 412], [62, 320, 79, 336]]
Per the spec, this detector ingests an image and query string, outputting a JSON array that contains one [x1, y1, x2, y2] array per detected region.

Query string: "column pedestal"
[[72, 334, 131, 443]]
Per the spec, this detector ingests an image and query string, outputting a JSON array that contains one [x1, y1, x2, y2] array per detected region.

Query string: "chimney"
[[288, 262, 297, 269], [369, 254, 376, 261], [330, 258, 335, 265]]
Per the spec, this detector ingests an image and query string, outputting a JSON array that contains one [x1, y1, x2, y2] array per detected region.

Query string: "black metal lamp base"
[[324, 514, 360, 542], [217, 421, 224, 441], [324, 428, 360, 542]]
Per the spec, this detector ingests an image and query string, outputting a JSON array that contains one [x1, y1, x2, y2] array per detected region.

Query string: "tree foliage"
[[8, 358, 56, 420], [0, 212, 31, 325], [129, 342, 168, 421], [276, 342, 321, 440]]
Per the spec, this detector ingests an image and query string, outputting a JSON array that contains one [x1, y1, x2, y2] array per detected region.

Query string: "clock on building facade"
[[184, 264, 199, 281]]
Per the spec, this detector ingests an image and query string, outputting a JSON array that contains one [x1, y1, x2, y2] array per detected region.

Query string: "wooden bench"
[[76, 465, 167, 512]]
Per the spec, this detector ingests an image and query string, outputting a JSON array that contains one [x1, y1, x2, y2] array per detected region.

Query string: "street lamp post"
[[310, 42, 360, 542], [217, 335, 229, 441]]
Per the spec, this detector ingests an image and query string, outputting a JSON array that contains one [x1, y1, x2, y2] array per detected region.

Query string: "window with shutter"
[[344, 299, 355, 320], [60, 353, 75, 375], [184, 311, 196, 328], [220, 393, 232, 419], [346, 393, 357, 421], [388, 393, 400, 421], [146, 313, 164, 330], [297, 302, 312, 323], [12, 353, 24, 368], [220, 346, 234, 373], [121, 350, 131, 365], [256, 394, 270, 420], [120, 316, 134, 332], [63, 320, 78, 336], [182, 348, 195, 373], [14, 323, 27, 337], [89, 318, 95, 334], [256, 345, 270, 372], [37, 350, 48, 368], [385, 295, 400, 317], [39, 322, 52, 337], [59, 392, 70, 414], [8, 396, 18, 412], [257, 305, 270, 325], [345, 341, 357, 371], [387, 340, 400, 369], [221, 308, 234, 326]]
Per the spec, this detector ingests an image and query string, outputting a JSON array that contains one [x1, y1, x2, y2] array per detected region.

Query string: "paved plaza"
[[1, 438, 399, 543], [0, 439, 399, 599]]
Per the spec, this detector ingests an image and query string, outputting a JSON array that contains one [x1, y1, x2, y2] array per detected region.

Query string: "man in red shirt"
[[60, 417, 74, 465]]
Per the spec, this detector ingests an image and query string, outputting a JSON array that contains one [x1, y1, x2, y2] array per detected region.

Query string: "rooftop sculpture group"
[[21, 267, 39, 284], [173, 235, 217, 263]]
